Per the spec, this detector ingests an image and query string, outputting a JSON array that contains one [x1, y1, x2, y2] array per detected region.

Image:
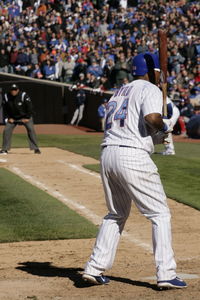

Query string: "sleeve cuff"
[[162, 123, 168, 132]]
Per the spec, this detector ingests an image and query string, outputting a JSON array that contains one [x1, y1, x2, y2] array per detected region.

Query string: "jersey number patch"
[[105, 98, 129, 130]]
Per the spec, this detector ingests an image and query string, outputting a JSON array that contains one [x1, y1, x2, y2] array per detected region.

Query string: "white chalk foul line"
[[57, 160, 153, 253], [0, 158, 7, 162], [57, 160, 101, 179], [10, 165, 152, 252], [143, 273, 199, 280], [11, 167, 101, 225]]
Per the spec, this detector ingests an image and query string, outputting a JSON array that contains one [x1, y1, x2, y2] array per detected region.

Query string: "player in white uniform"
[[82, 53, 187, 289]]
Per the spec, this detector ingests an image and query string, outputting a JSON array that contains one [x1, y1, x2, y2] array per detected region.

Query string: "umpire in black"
[[0, 84, 41, 154]]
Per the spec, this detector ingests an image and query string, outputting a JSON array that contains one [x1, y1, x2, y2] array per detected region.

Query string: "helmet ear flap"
[[144, 53, 156, 71], [160, 70, 165, 84]]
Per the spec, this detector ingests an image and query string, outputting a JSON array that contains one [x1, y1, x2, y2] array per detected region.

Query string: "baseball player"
[[0, 84, 41, 154], [82, 53, 187, 289], [157, 97, 180, 155], [97, 98, 108, 132], [70, 88, 86, 126]]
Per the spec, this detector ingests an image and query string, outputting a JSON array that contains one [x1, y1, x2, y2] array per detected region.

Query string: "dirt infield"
[[0, 125, 199, 300], [0, 124, 99, 135]]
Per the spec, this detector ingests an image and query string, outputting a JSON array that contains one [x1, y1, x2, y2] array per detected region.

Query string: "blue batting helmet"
[[132, 52, 160, 76]]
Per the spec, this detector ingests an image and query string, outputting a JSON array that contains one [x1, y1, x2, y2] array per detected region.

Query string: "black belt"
[[102, 145, 134, 149]]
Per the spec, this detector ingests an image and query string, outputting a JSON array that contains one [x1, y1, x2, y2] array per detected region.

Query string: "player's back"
[[102, 79, 162, 153]]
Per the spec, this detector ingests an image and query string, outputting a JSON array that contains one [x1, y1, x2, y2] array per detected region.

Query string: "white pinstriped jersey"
[[102, 79, 163, 153]]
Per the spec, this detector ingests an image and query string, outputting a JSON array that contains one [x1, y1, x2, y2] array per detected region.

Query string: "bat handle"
[[162, 82, 167, 117]]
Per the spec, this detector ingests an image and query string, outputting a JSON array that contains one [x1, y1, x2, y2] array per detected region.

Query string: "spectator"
[[14, 64, 25, 76], [38, 47, 49, 64], [184, 38, 196, 62], [55, 56, 63, 82], [122, 77, 129, 85], [43, 59, 56, 80], [72, 58, 88, 81], [136, 38, 149, 54], [25, 64, 34, 77], [36, 1, 47, 16], [178, 97, 195, 136], [86, 73, 100, 89], [74, 73, 87, 89], [98, 18, 108, 36], [103, 58, 116, 88], [176, 67, 190, 87], [97, 75, 112, 91], [0, 48, 9, 73], [15, 48, 29, 71], [186, 114, 200, 139], [113, 51, 131, 87], [168, 48, 185, 74], [30, 47, 39, 65], [169, 82, 181, 102], [194, 65, 200, 84], [87, 58, 103, 78], [62, 56, 76, 83], [32, 63, 43, 79]]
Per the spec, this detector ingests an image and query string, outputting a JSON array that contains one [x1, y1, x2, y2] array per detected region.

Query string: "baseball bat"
[[158, 29, 168, 117]]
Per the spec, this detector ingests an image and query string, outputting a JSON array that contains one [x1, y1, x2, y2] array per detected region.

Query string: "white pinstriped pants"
[[84, 146, 177, 281]]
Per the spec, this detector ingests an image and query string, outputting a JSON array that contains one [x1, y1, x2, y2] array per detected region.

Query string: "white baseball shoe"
[[158, 150, 175, 155], [162, 150, 175, 155]]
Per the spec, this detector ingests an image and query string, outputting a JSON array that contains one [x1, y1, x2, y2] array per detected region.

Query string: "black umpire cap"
[[102, 98, 108, 103], [10, 84, 19, 90]]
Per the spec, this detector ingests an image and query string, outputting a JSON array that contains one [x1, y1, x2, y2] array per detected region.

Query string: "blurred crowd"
[[0, 0, 199, 105]]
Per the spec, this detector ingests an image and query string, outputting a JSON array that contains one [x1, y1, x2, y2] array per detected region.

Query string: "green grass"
[[153, 143, 200, 210], [1, 134, 200, 209], [3, 133, 102, 160], [0, 133, 199, 243], [0, 168, 97, 243], [84, 142, 200, 210]]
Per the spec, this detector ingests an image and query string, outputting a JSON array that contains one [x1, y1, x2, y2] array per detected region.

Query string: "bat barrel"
[[158, 29, 168, 117]]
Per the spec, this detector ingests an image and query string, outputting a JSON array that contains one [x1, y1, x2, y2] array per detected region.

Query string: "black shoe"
[[157, 277, 187, 289], [82, 273, 110, 285], [0, 150, 8, 155], [34, 149, 41, 154]]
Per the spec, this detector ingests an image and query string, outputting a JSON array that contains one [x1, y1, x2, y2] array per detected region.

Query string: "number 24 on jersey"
[[105, 98, 129, 130]]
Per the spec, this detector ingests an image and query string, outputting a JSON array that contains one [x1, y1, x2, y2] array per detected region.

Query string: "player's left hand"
[[152, 130, 168, 145], [8, 118, 14, 123]]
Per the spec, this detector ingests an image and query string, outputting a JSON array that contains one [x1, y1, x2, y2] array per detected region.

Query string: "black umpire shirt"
[[3, 91, 33, 120]]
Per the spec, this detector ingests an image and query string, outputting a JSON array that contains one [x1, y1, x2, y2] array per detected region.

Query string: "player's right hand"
[[8, 118, 14, 123], [162, 118, 173, 133], [163, 134, 171, 144]]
